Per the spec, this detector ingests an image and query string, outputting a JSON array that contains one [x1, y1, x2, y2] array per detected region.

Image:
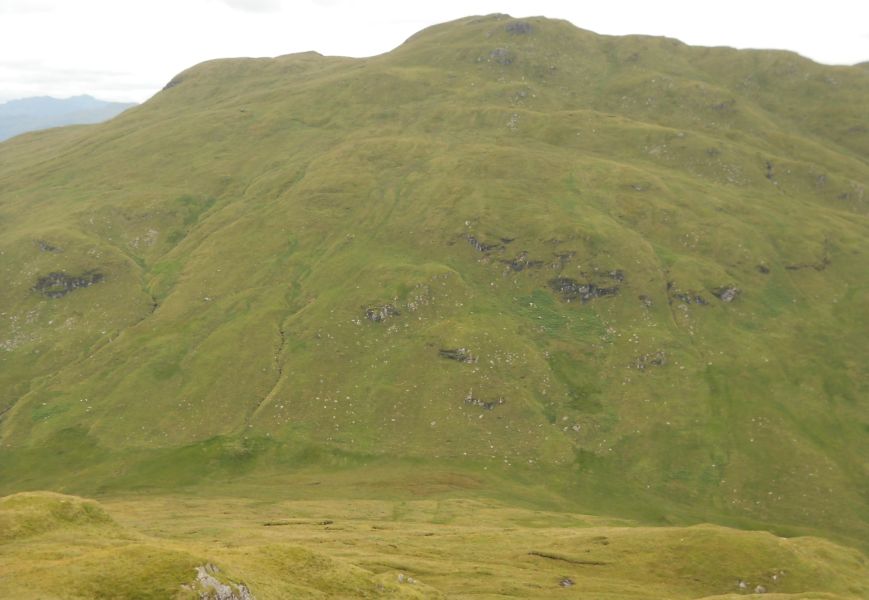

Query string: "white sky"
[[1, 0, 867, 103]]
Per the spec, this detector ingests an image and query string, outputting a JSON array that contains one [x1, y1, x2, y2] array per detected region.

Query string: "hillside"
[[0, 14, 867, 589], [0, 95, 136, 141]]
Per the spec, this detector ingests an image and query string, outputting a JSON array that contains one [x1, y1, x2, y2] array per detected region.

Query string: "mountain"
[[0, 14, 867, 597], [0, 94, 136, 141]]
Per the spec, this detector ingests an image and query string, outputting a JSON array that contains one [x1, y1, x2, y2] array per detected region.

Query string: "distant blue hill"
[[0, 95, 136, 141]]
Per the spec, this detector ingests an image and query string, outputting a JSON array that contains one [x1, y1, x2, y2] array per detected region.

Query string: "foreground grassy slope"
[[1, 491, 867, 599], [0, 14, 867, 547]]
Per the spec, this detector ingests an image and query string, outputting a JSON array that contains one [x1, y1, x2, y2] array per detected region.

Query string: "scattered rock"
[[632, 351, 667, 370], [737, 579, 749, 590], [754, 584, 767, 594], [765, 160, 774, 180], [639, 294, 653, 308], [506, 21, 532, 34], [559, 577, 574, 587], [365, 304, 399, 323], [465, 391, 504, 411], [549, 278, 618, 303], [669, 285, 709, 306], [712, 286, 741, 302], [606, 269, 625, 282], [756, 264, 770, 274], [397, 573, 416, 584], [33, 271, 104, 298], [439, 348, 477, 363]]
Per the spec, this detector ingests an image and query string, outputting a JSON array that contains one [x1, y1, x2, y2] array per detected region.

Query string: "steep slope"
[[0, 95, 136, 141], [0, 14, 867, 547]]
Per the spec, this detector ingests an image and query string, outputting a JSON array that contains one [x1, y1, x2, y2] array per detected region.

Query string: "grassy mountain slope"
[[0, 12, 867, 556]]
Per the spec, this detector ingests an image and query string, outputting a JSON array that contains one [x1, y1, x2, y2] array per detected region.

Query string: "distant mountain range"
[[0, 95, 136, 141]]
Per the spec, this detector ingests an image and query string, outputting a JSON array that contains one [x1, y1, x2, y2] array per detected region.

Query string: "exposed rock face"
[[33, 271, 104, 298], [184, 564, 254, 600], [365, 304, 399, 322], [548, 277, 619, 302]]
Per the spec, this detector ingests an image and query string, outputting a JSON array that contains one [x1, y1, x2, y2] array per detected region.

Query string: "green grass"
[[0, 13, 867, 597], [0, 491, 866, 599]]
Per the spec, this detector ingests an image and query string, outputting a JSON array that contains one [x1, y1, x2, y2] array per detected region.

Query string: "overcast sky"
[[1, 0, 867, 104]]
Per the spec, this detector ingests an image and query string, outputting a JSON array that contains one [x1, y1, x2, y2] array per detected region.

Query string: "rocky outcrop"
[[33, 271, 104, 298], [549, 278, 619, 302], [465, 391, 504, 410], [506, 21, 532, 34], [667, 282, 708, 305], [631, 351, 667, 370], [182, 564, 254, 600], [502, 251, 543, 272], [467, 235, 503, 253], [365, 304, 399, 323], [439, 348, 477, 363], [712, 286, 741, 302]]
